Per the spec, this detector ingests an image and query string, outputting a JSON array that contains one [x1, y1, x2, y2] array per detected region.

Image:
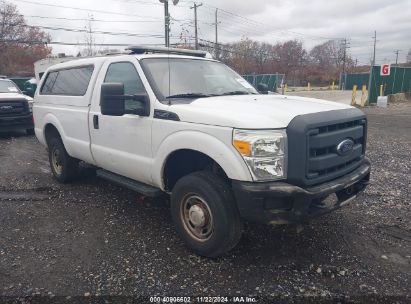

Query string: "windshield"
[[140, 58, 257, 102], [0, 80, 20, 93]]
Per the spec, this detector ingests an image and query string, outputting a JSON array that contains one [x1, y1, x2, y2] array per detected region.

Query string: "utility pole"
[[342, 38, 350, 74], [164, 0, 170, 47], [394, 49, 400, 65], [372, 30, 377, 66], [190, 2, 202, 50], [159, 0, 179, 47], [214, 8, 220, 59], [367, 30, 377, 104], [341, 38, 350, 90]]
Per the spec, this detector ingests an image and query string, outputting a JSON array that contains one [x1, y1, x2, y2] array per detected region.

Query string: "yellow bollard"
[[360, 85, 367, 107], [332, 81, 335, 91], [351, 85, 357, 106], [308, 82, 311, 91], [380, 85, 384, 96]]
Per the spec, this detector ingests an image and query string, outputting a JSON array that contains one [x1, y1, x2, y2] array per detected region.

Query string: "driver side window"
[[104, 62, 146, 112]]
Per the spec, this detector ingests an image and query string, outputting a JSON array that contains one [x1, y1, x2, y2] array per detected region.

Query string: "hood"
[[0, 92, 33, 102], [170, 94, 352, 129]]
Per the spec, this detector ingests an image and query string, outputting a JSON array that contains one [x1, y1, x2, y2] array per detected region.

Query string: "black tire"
[[171, 171, 242, 258], [26, 128, 35, 135], [48, 137, 79, 183]]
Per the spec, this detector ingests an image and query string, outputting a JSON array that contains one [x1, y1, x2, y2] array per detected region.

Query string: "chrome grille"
[[0, 100, 28, 117]]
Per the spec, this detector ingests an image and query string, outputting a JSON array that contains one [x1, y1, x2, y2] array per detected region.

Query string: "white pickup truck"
[[34, 46, 371, 257], [0, 79, 34, 134]]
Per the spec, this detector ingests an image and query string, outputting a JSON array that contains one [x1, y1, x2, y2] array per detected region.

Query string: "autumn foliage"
[[198, 38, 359, 85], [0, 0, 51, 76]]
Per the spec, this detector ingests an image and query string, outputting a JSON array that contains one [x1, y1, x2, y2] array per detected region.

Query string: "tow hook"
[[345, 185, 354, 195], [354, 180, 370, 192]]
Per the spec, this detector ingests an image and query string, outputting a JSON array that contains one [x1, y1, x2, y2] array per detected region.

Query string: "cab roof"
[[43, 45, 215, 72]]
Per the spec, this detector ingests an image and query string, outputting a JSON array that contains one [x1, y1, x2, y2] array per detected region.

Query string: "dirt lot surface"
[[0, 103, 410, 302]]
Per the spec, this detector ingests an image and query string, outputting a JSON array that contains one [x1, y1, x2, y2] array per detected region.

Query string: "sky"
[[12, 0, 411, 65]]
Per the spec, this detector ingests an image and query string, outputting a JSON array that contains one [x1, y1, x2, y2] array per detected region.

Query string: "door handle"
[[93, 115, 99, 129]]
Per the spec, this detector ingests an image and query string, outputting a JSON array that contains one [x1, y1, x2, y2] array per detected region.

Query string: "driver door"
[[89, 59, 153, 185]]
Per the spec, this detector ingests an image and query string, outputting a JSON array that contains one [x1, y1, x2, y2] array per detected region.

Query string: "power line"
[[13, 0, 161, 19], [11, 24, 166, 38], [200, 4, 343, 41], [195, 8, 287, 40], [23, 15, 163, 23], [115, 0, 192, 8], [0, 39, 184, 46]]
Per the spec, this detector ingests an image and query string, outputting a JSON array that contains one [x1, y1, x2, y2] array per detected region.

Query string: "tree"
[[0, 0, 51, 76], [309, 40, 354, 83], [78, 15, 100, 57], [273, 40, 307, 85]]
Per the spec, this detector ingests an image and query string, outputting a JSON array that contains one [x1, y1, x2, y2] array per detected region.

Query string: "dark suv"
[[0, 79, 34, 135]]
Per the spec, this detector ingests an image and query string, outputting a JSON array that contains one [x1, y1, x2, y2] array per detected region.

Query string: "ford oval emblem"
[[336, 138, 354, 156], [0, 105, 13, 110]]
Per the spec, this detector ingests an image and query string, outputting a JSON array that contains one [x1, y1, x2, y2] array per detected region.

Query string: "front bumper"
[[0, 114, 34, 132], [232, 159, 371, 225]]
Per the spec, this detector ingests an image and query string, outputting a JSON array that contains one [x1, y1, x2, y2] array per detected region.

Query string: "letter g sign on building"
[[380, 64, 390, 76]]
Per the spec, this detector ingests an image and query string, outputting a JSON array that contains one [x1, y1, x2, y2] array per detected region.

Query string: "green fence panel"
[[341, 73, 369, 90], [369, 66, 411, 103], [242, 74, 285, 91]]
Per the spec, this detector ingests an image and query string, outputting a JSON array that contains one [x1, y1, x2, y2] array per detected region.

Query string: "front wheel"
[[171, 171, 242, 258]]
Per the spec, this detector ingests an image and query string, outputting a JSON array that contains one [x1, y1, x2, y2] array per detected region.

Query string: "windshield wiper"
[[218, 91, 256, 96], [166, 93, 213, 99]]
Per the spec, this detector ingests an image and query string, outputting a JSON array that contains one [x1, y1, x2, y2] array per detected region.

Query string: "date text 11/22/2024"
[[149, 296, 258, 303]]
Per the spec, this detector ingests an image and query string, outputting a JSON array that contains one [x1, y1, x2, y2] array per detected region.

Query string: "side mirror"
[[257, 83, 269, 95], [100, 83, 150, 116], [101, 83, 125, 116]]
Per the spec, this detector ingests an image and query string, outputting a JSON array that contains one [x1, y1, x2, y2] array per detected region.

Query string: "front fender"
[[152, 130, 253, 190]]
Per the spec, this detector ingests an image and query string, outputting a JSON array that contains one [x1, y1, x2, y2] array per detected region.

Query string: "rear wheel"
[[171, 171, 242, 258], [48, 137, 79, 183]]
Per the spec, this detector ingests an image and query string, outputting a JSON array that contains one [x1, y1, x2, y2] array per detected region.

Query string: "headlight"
[[233, 129, 287, 181], [28, 102, 33, 113]]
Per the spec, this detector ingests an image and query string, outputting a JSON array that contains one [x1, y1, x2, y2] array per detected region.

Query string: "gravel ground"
[[0, 103, 410, 302]]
